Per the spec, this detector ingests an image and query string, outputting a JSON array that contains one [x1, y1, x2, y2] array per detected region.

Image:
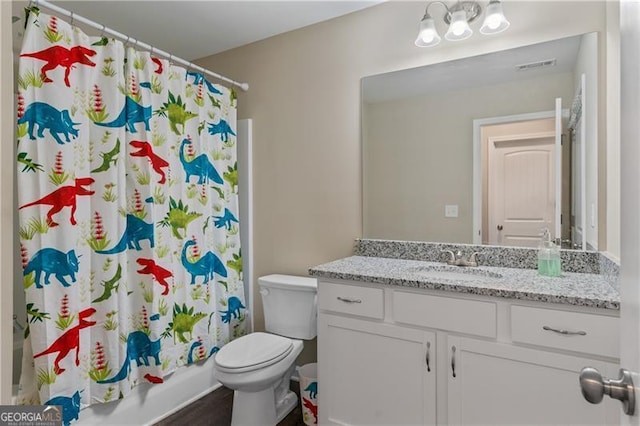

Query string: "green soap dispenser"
[[537, 228, 562, 277]]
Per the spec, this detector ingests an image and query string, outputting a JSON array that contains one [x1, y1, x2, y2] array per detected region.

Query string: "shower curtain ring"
[[125, 36, 130, 47], [69, 11, 74, 26], [100, 24, 106, 38]]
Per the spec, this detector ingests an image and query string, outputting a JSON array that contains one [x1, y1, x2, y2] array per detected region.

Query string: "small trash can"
[[298, 363, 318, 425]]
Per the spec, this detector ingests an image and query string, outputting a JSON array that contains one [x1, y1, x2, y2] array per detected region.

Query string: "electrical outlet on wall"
[[445, 205, 459, 218]]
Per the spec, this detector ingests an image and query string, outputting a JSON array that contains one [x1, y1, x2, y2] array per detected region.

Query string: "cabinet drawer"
[[393, 291, 497, 338], [511, 305, 619, 358], [319, 282, 384, 319]]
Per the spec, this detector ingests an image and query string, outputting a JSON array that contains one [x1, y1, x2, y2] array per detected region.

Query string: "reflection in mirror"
[[362, 33, 598, 250]]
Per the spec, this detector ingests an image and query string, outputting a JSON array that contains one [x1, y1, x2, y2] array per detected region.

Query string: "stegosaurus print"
[[158, 197, 202, 239]]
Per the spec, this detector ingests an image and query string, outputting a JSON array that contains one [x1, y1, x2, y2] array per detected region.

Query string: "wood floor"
[[155, 382, 306, 426]]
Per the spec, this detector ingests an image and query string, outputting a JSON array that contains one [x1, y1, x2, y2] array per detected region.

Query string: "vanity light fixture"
[[415, 0, 510, 47]]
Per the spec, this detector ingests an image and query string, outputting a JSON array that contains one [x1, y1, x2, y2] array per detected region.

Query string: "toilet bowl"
[[212, 275, 317, 426]]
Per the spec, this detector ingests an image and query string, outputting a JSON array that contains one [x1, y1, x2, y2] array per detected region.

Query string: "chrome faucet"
[[442, 250, 481, 267]]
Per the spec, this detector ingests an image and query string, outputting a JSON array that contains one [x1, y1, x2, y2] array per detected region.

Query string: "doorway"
[[487, 132, 556, 247]]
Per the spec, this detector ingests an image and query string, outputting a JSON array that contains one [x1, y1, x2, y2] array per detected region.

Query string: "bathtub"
[[78, 356, 221, 425], [13, 333, 221, 425], [12, 333, 23, 404]]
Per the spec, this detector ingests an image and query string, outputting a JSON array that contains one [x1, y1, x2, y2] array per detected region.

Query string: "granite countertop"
[[308, 256, 620, 310]]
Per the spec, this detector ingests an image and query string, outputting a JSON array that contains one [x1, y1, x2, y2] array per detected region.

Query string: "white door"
[[619, 1, 640, 422], [488, 134, 556, 247], [581, 3, 640, 422], [555, 98, 563, 242], [571, 77, 588, 250]]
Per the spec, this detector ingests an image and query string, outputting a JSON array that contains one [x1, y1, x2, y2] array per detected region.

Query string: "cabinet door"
[[447, 336, 619, 425], [318, 314, 436, 425]]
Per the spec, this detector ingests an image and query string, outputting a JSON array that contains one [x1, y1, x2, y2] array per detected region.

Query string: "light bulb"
[[485, 14, 501, 30], [445, 10, 472, 41], [415, 14, 441, 47], [480, 0, 510, 35]]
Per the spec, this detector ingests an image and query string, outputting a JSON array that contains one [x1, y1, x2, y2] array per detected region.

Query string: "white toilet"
[[212, 274, 318, 426]]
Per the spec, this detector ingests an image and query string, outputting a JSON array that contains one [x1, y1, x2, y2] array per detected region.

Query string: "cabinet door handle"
[[425, 341, 431, 372], [451, 345, 456, 378], [543, 325, 587, 336], [336, 296, 362, 304]]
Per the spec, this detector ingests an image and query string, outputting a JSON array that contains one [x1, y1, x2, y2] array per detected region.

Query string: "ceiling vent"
[[515, 58, 557, 71]]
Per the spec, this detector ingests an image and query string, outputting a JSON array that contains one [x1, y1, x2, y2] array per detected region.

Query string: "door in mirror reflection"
[[488, 133, 556, 247]]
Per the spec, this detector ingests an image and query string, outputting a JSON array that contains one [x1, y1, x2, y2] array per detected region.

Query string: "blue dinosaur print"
[[96, 214, 154, 254], [213, 208, 238, 230], [208, 119, 236, 142], [186, 70, 223, 95], [181, 240, 227, 285], [187, 340, 203, 364], [24, 248, 79, 288], [221, 296, 245, 323], [208, 346, 220, 358], [179, 138, 223, 185], [44, 390, 81, 426], [18, 102, 80, 145], [305, 381, 318, 399], [94, 96, 151, 133], [97, 331, 161, 384]]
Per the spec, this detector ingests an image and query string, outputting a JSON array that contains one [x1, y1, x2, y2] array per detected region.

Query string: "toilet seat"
[[215, 332, 293, 373]]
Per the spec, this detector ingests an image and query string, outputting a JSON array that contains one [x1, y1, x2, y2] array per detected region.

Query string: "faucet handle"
[[442, 250, 456, 264], [468, 252, 481, 265]]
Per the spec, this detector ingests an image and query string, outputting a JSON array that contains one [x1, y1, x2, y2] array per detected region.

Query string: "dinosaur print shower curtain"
[[16, 9, 246, 423]]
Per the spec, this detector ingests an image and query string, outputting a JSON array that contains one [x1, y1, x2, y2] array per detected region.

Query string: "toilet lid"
[[215, 332, 293, 371]]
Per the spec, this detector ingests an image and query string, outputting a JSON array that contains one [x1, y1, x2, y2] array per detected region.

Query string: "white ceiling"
[[362, 35, 582, 103], [12, 1, 382, 60]]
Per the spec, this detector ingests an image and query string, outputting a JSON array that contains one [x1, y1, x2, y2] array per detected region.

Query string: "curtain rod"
[[30, 0, 249, 91]]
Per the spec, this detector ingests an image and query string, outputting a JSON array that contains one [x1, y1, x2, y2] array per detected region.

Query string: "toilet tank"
[[259, 274, 317, 339]]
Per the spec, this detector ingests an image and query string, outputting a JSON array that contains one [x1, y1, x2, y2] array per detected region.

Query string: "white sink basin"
[[409, 265, 503, 281]]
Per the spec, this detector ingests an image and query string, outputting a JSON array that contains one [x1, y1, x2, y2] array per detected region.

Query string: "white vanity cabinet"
[[317, 280, 620, 425], [318, 282, 436, 425]]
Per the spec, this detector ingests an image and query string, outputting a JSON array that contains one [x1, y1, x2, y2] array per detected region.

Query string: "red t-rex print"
[[33, 307, 96, 375], [21, 45, 97, 87], [20, 177, 94, 227], [303, 397, 318, 423], [129, 141, 170, 184], [151, 57, 163, 74], [136, 258, 172, 295], [144, 373, 164, 384]]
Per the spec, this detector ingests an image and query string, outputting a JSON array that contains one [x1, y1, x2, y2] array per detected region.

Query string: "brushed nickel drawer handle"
[[451, 345, 457, 378], [337, 297, 362, 304], [425, 341, 431, 372], [543, 325, 587, 336]]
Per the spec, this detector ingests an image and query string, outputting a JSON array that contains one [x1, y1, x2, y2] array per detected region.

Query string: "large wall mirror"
[[362, 33, 599, 250]]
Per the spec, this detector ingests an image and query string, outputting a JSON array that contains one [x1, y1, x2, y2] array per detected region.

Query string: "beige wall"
[[1, 0, 15, 404], [196, 0, 611, 363], [363, 74, 572, 243]]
